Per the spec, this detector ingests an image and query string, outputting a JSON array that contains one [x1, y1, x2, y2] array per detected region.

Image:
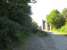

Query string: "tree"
[[47, 9, 65, 29], [32, 21, 38, 32], [62, 8, 67, 22], [0, 0, 34, 50]]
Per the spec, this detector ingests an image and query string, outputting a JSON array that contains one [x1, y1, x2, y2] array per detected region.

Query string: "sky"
[[30, 0, 67, 26]]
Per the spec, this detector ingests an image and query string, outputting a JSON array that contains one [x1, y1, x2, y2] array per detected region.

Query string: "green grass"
[[51, 25, 67, 35]]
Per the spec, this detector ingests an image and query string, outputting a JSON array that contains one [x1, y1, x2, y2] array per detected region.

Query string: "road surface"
[[51, 34, 67, 50], [23, 34, 57, 50], [14, 32, 67, 50]]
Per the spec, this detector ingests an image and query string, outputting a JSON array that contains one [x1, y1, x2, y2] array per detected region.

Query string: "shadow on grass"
[[33, 30, 49, 37]]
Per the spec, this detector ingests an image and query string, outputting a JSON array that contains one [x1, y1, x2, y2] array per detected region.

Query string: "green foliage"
[[62, 8, 67, 21], [47, 8, 67, 34], [62, 8, 67, 17], [32, 22, 39, 33], [57, 8, 67, 34], [16, 32, 30, 44], [0, 0, 36, 50], [59, 24, 67, 33], [0, 17, 22, 50], [47, 9, 65, 28], [35, 30, 48, 37]]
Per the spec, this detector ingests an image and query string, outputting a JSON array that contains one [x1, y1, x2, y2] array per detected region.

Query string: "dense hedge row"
[[0, 0, 38, 50]]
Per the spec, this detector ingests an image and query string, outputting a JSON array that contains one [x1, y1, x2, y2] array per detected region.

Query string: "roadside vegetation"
[[0, 0, 48, 50], [33, 30, 48, 37], [46, 8, 67, 35]]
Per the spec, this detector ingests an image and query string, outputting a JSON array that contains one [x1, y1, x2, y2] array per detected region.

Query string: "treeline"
[[47, 8, 67, 33], [0, 0, 38, 50]]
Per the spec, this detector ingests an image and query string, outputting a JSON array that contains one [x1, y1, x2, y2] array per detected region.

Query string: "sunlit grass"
[[51, 28, 67, 35]]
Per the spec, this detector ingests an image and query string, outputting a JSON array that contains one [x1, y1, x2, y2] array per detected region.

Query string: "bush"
[[16, 32, 30, 44], [0, 0, 33, 50], [0, 17, 22, 50]]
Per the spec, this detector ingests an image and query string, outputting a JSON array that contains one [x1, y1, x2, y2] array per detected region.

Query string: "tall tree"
[[62, 8, 67, 22], [47, 9, 65, 29], [0, 0, 34, 50]]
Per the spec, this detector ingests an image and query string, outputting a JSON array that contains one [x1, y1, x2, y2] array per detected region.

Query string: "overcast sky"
[[30, 0, 67, 26]]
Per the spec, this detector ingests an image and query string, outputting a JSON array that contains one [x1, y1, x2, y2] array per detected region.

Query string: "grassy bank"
[[51, 27, 67, 35]]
